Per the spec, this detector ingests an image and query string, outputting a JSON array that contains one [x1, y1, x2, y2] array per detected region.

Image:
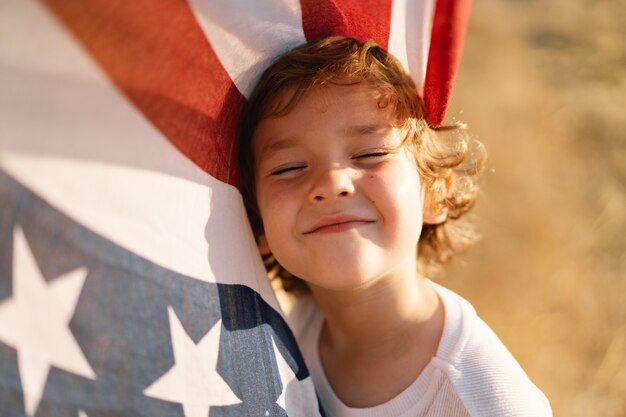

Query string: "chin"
[[304, 265, 381, 292]]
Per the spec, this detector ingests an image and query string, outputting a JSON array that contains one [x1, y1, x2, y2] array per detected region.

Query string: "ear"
[[422, 174, 451, 225], [423, 208, 448, 225], [257, 234, 272, 256]]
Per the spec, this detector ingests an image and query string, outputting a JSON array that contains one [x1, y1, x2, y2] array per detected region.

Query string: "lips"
[[303, 215, 375, 234]]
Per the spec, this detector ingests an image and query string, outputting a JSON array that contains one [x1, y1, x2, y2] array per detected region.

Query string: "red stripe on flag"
[[423, 0, 472, 126], [300, 0, 393, 48], [41, 0, 243, 187]]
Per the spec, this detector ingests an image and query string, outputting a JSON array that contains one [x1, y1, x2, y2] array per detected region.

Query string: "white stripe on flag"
[[387, 0, 436, 96], [0, 0, 279, 310], [188, 0, 307, 98]]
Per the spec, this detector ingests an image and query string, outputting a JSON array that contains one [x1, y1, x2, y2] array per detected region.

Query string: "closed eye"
[[353, 151, 390, 160], [270, 165, 306, 176]]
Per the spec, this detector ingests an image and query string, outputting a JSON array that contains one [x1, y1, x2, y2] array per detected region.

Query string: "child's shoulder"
[[431, 282, 552, 416]]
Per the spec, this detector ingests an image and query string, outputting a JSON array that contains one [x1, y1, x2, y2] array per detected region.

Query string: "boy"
[[239, 37, 551, 416]]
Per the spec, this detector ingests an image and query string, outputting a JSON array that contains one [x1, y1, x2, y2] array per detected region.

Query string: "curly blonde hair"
[[238, 36, 485, 294]]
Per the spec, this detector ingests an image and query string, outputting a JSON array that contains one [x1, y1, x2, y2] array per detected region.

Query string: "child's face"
[[252, 83, 426, 291]]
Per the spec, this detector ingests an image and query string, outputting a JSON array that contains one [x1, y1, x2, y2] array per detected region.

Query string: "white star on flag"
[[144, 307, 240, 417], [0, 226, 96, 417], [272, 337, 319, 416]]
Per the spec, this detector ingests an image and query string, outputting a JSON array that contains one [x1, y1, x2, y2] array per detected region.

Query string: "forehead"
[[265, 79, 390, 116], [252, 83, 395, 156]]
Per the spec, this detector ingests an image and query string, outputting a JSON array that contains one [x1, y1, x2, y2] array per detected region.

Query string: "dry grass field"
[[440, 0, 626, 415]]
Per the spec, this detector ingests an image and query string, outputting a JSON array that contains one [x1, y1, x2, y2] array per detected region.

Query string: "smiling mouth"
[[304, 220, 374, 235]]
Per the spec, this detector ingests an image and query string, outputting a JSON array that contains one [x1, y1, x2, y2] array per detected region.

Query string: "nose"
[[308, 166, 356, 203]]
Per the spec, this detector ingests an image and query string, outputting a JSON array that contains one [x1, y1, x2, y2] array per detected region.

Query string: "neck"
[[308, 263, 442, 356]]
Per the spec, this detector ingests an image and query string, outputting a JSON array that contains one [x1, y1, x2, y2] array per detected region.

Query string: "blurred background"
[[442, 0, 626, 415]]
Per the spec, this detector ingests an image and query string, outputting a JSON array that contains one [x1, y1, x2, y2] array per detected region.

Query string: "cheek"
[[369, 160, 422, 203], [372, 162, 424, 228], [395, 157, 423, 202], [261, 184, 297, 214], [256, 184, 299, 235]]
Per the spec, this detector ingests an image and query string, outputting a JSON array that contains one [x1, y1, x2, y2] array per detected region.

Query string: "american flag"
[[0, 0, 470, 416]]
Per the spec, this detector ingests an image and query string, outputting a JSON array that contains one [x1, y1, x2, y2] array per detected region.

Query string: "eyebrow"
[[345, 124, 390, 136], [257, 138, 300, 161]]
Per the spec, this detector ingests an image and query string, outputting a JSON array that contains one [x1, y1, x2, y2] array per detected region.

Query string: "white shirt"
[[286, 281, 552, 417]]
